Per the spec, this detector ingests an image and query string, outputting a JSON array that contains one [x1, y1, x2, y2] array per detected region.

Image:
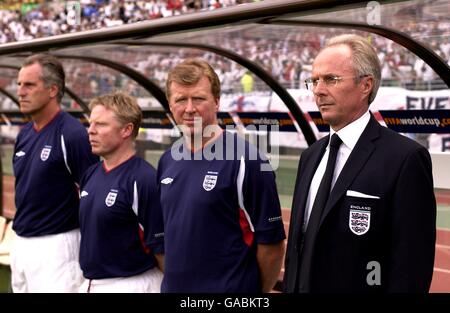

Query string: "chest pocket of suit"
[[344, 196, 379, 237]]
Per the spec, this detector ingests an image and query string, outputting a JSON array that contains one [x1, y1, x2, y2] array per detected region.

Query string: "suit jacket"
[[284, 114, 436, 293]]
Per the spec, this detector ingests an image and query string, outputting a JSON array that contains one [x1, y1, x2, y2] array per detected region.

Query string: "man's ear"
[[361, 76, 373, 98], [122, 123, 134, 139], [215, 98, 220, 112], [49, 84, 59, 99]]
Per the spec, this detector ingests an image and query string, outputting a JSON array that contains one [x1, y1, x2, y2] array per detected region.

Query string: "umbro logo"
[[80, 190, 89, 198], [15, 151, 26, 157], [161, 177, 174, 185]]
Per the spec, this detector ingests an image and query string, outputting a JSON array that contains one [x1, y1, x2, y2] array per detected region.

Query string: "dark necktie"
[[297, 133, 342, 292]]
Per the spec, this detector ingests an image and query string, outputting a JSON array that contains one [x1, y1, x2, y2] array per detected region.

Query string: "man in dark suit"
[[284, 34, 436, 293]]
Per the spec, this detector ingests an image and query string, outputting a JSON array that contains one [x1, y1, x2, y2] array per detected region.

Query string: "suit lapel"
[[319, 115, 381, 227], [292, 136, 328, 240]]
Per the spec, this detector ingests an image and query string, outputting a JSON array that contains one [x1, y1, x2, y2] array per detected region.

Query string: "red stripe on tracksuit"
[[138, 227, 151, 254], [239, 209, 254, 247]]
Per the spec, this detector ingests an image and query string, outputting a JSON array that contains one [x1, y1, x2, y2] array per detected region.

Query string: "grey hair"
[[326, 34, 381, 104], [22, 54, 65, 102]]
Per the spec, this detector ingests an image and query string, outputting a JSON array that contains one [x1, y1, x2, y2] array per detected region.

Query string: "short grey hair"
[[326, 34, 381, 104], [22, 54, 65, 103]]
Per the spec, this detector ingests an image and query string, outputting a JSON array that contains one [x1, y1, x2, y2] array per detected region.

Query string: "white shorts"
[[10, 228, 84, 293], [79, 267, 163, 293]]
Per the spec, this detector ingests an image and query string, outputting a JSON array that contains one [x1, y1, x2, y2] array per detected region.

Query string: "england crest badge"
[[349, 208, 371, 235], [105, 190, 118, 207], [40, 146, 52, 161], [203, 172, 218, 191]]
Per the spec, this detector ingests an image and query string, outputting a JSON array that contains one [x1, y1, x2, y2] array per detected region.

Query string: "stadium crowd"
[[0, 0, 257, 42]]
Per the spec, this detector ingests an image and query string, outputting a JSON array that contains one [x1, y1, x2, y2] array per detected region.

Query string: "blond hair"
[[89, 91, 142, 138]]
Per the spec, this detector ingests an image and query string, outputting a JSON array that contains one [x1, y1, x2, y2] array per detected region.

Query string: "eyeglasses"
[[304, 75, 368, 90]]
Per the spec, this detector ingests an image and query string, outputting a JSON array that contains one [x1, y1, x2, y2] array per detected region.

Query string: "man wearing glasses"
[[284, 34, 436, 293]]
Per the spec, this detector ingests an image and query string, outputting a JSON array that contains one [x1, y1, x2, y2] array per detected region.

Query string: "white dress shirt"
[[302, 110, 371, 232]]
